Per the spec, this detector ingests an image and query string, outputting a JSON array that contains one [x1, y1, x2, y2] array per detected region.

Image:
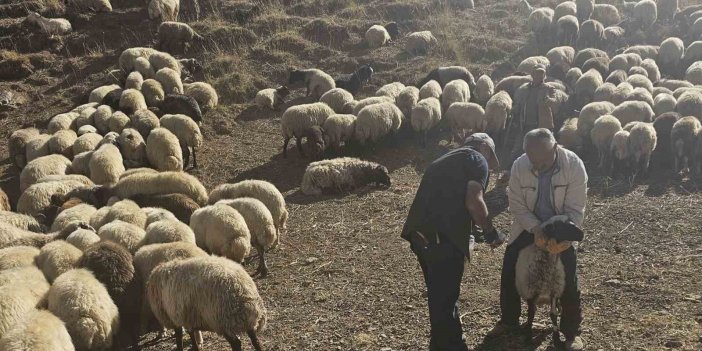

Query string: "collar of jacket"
[[529, 146, 562, 177]]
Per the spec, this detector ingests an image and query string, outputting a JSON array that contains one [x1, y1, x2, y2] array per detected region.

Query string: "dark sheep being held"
[[160, 94, 203, 123], [334, 64, 374, 95]]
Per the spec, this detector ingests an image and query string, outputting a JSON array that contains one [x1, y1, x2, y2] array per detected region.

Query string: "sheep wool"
[[66, 228, 101, 251], [134, 56, 155, 79], [183, 82, 218, 112], [484, 91, 513, 135], [119, 89, 147, 115], [685, 61, 702, 85], [208, 180, 287, 233], [590, 115, 622, 166], [411, 97, 442, 139], [351, 96, 394, 115], [474, 75, 494, 106], [577, 101, 616, 138], [529, 8, 554, 34], [155, 67, 183, 94], [149, 51, 180, 74], [190, 204, 251, 262], [610, 130, 630, 161], [322, 114, 356, 150], [558, 117, 583, 153], [89, 143, 125, 185], [255, 88, 284, 110], [658, 37, 685, 73], [280, 102, 335, 157], [0, 211, 44, 232], [354, 102, 403, 144], [133, 242, 207, 282], [125, 71, 144, 90], [146, 127, 183, 172], [575, 68, 603, 107], [114, 171, 208, 206], [142, 79, 165, 108], [146, 256, 266, 349], [628, 122, 657, 174], [148, 0, 180, 22], [89, 84, 121, 104], [130, 193, 199, 224], [376, 82, 406, 101], [25, 134, 51, 164], [17, 179, 86, 217], [0, 309, 74, 351], [300, 157, 390, 196], [118, 128, 147, 168], [365, 25, 391, 48], [395, 86, 420, 117], [98, 220, 146, 253], [405, 31, 437, 55], [319, 88, 354, 113], [0, 245, 40, 270], [611, 101, 655, 126], [160, 114, 203, 149], [90, 105, 112, 134], [0, 280, 50, 340], [671, 116, 702, 172], [653, 93, 676, 116], [441, 79, 471, 111], [445, 102, 486, 141], [130, 108, 160, 140], [554, 1, 576, 20], [96, 199, 146, 230], [633, 0, 657, 29], [9, 128, 40, 169], [36, 240, 82, 283], [676, 91, 702, 120], [288, 69, 335, 99], [19, 154, 72, 192], [77, 124, 97, 135], [48, 269, 119, 351], [419, 80, 442, 100], [517, 56, 550, 76], [592, 4, 620, 26], [50, 203, 97, 232], [143, 218, 196, 246]]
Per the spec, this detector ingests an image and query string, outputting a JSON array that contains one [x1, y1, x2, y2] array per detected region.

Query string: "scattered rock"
[[664, 339, 683, 348], [605, 279, 622, 286], [304, 257, 319, 265]]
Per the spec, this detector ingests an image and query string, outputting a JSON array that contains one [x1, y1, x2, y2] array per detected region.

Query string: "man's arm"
[[465, 180, 492, 230], [563, 156, 588, 227]]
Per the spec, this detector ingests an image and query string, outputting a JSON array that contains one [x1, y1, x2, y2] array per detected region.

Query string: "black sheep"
[[160, 93, 203, 123], [335, 64, 374, 95]]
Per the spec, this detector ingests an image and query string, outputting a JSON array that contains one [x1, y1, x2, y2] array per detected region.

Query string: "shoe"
[[486, 322, 518, 338], [565, 336, 584, 351]]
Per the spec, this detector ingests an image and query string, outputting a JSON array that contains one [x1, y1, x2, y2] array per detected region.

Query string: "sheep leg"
[[192, 147, 198, 168], [182, 143, 191, 169], [550, 298, 560, 344], [247, 330, 264, 351], [175, 327, 184, 351], [282, 137, 291, 158], [296, 137, 306, 157], [224, 334, 242, 351], [643, 153, 651, 178], [188, 329, 201, 350], [257, 245, 269, 278], [526, 299, 536, 338]]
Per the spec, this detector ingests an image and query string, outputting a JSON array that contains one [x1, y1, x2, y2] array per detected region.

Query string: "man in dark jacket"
[[401, 133, 506, 350]]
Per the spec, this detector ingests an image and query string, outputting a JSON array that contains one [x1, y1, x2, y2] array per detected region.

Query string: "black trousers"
[[412, 236, 470, 351], [498, 231, 582, 339]]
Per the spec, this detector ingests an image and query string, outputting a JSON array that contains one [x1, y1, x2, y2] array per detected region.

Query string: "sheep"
[[300, 156, 391, 195], [577, 19, 605, 49], [594, 82, 617, 102], [673, 87, 702, 99], [671, 116, 702, 173], [334, 65, 374, 95], [85, 105, 109, 135], [119, 89, 147, 116], [154, 68, 183, 96], [484, 91, 513, 145], [319, 88, 354, 114], [159, 114, 203, 168], [528, 7, 554, 37], [364, 23, 399, 48], [217, 197, 278, 276], [146, 256, 266, 350], [25, 134, 51, 164], [652, 86, 673, 97], [658, 37, 685, 76], [445, 102, 486, 143], [565, 68, 583, 91], [97, 220, 146, 253], [517, 56, 550, 76], [354, 102, 403, 145], [69, 151, 92, 177], [633, 0, 657, 29], [554, 1, 576, 21], [157, 21, 204, 53], [609, 53, 642, 74], [0, 211, 43, 232], [66, 228, 101, 251], [685, 61, 702, 85], [115, 171, 208, 207], [281, 102, 335, 157], [0, 246, 40, 270], [65, 0, 112, 12], [582, 56, 609, 78], [675, 91, 702, 119], [255, 86, 290, 110], [71, 107, 96, 131], [17, 179, 87, 217], [657, 79, 693, 91], [410, 97, 441, 147], [134, 57, 155, 79], [148, 0, 179, 22], [652, 112, 680, 166], [145, 127, 183, 171], [0, 279, 50, 340], [319, 114, 354, 151], [189, 204, 251, 262], [418, 80, 442, 100], [89, 84, 121, 104], [684, 41, 702, 66], [577, 101, 616, 140], [125, 71, 144, 91], [590, 115, 622, 168], [9, 128, 40, 169], [128, 193, 199, 225], [574, 49, 608, 69], [611, 101, 655, 127], [50, 203, 97, 232], [575, 0, 594, 22], [557, 15, 579, 47], [26, 11, 71, 36], [546, 47, 575, 78], [350, 96, 394, 115], [133, 242, 206, 282], [141, 79, 165, 108], [19, 154, 71, 193], [441, 79, 470, 111], [625, 74, 653, 95], [48, 268, 119, 351], [591, 4, 620, 26], [288, 68, 335, 98], [88, 143, 125, 186], [129, 109, 159, 140], [183, 82, 218, 113], [628, 87, 654, 107], [628, 122, 657, 177], [376, 82, 406, 101], [143, 217, 196, 246], [657, 0, 678, 22], [208, 180, 287, 237], [608, 129, 631, 173], [472, 75, 494, 106], [160, 93, 203, 123], [107, 111, 130, 134], [575, 68, 603, 108], [0, 222, 86, 257], [35, 240, 82, 283], [0, 308, 74, 351], [419, 66, 476, 92], [103, 90, 122, 111], [558, 117, 583, 153], [395, 86, 420, 117], [653, 93, 676, 116], [117, 128, 147, 169], [640, 58, 661, 82], [405, 31, 437, 55]]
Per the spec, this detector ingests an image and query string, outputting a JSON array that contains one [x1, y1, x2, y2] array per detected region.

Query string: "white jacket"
[[507, 146, 588, 244]]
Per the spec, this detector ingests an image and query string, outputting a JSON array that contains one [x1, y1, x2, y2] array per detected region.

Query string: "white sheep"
[[565, 67, 582, 91], [130, 108, 160, 139], [25, 134, 52, 163], [627, 122, 657, 176], [19, 154, 72, 192], [77, 123, 96, 135], [575, 0, 594, 21], [149, 51, 180, 73], [624, 45, 659, 61], [418, 80, 442, 100], [354, 102, 403, 144], [473, 75, 494, 106], [125, 72, 144, 92], [575, 68, 603, 107], [66, 0, 112, 11], [609, 53, 642, 73], [351, 96, 394, 115], [73, 106, 96, 131], [288, 69, 335, 98], [119, 89, 148, 115], [376, 82, 406, 101], [48, 269, 119, 350], [300, 157, 390, 195], [673, 87, 702, 99], [148, 0, 179, 22], [160, 114, 203, 168], [633, 0, 657, 29], [190, 204, 251, 262], [114, 171, 208, 206], [70, 151, 93, 177], [50, 203, 97, 232], [405, 31, 437, 55], [558, 117, 583, 153], [134, 56, 155, 79], [217, 197, 278, 276], [611, 100, 655, 126], [89, 84, 121, 104], [0, 309, 74, 351], [445, 102, 485, 143], [395, 86, 420, 117], [142, 79, 165, 107], [528, 7, 554, 35], [657, 0, 678, 22], [594, 82, 616, 102], [653, 93, 677, 116], [155, 67, 183, 94], [26, 12, 71, 36], [441, 79, 470, 111], [671, 116, 701, 173], [576, 19, 605, 49], [411, 97, 442, 146], [577, 101, 616, 138], [675, 91, 702, 119], [517, 56, 550, 75], [146, 127, 183, 171], [628, 87, 654, 107], [17, 179, 88, 217], [0, 211, 44, 232], [143, 218, 196, 246], [146, 256, 266, 350], [9, 128, 40, 169], [554, 1, 576, 21], [89, 143, 125, 185], [0, 245, 41, 270], [546, 46, 575, 78], [280, 102, 335, 157], [484, 91, 513, 143], [35, 240, 82, 283], [640, 58, 661, 82], [319, 88, 354, 113], [592, 4, 620, 26], [94, 199, 146, 230], [685, 61, 702, 85], [89, 105, 112, 134], [0, 279, 50, 340], [684, 41, 702, 65], [322, 114, 356, 150], [66, 228, 101, 251], [364, 23, 399, 48], [658, 37, 685, 75], [255, 86, 290, 110], [98, 220, 146, 253], [183, 82, 218, 112], [590, 115, 622, 168], [208, 180, 287, 237], [118, 128, 147, 168]]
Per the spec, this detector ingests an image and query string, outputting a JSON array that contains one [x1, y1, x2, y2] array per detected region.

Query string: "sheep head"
[[372, 165, 391, 187]]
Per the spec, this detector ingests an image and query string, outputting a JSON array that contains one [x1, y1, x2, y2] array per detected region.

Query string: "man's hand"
[[484, 227, 507, 249], [546, 239, 572, 254], [531, 225, 547, 249]]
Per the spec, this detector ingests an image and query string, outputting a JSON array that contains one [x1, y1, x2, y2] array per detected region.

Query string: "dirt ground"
[[1, 0, 702, 350]]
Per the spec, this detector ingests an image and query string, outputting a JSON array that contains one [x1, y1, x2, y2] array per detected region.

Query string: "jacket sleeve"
[[508, 159, 541, 232], [563, 155, 588, 228]]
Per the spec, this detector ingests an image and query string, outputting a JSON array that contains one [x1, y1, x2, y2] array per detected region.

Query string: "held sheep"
[[120, 89, 148, 115], [418, 80, 442, 100], [395, 86, 420, 117], [364, 23, 399, 48], [288, 69, 335, 99], [255, 86, 290, 110], [281, 102, 335, 157], [376, 82, 406, 101], [217, 198, 277, 276], [89, 143, 125, 185], [627, 122, 657, 177], [129, 193, 199, 224], [183, 82, 218, 113], [411, 97, 442, 147], [208, 180, 287, 236], [89, 84, 121, 104], [48, 269, 119, 351], [474, 75, 494, 106], [558, 117, 584, 153], [9, 128, 40, 168], [160, 93, 203, 123], [557, 15, 579, 47], [35, 240, 82, 283], [190, 204, 251, 263], [441, 79, 470, 111], [25, 134, 51, 164], [157, 21, 204, 53], [320, 88, 354, 114], [114, 171, 208, 206], [146, 256, 266, 351], [354, 102, 403, 145], [148, 0, 180, 22], [0, 309, 74, 351], [118, 128, 147, 169], [517, 56, 550, 76], [405, 31, 438, 55], [419, 66, 476, 90], [146, 127, 183, 172], [591, 115, 623, 168], [334, 65, 373, 95], [445, 102, 486, 143], [19, 154, 72, 193], [160, 114, 203, 168], [98, 220, 146, 253], [671, 116, 701, 173]]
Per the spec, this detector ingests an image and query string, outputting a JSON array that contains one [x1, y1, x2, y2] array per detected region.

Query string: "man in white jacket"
[[489, 128, 588, 351]]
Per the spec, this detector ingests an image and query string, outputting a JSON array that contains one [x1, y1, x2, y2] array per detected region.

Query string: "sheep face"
[[385, 22, 400, 40], [356, 65, 374, 83], [305, 126, 326, 160], [372, 165, 391, 187], [276, 86, 291, 98], [288, 70, 307, 86]]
